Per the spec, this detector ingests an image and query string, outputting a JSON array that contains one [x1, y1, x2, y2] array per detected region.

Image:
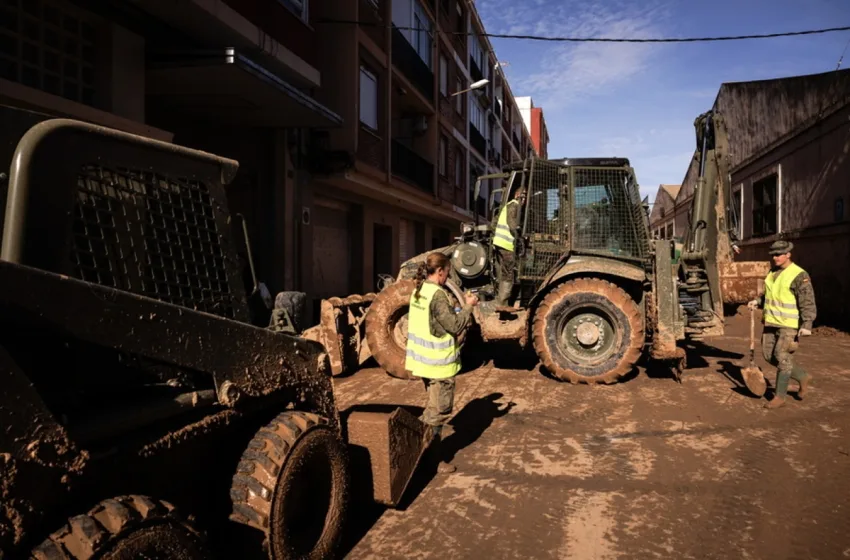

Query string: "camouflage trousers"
[[495, 247, 516, 282], [762, 326, 808, 397], [421, 377, 456, 433]]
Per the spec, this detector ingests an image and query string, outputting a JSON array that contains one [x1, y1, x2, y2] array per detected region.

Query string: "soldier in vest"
[[406, 252, 479, 473], [492, 186, 526, 307], [747, 240, 817, 409]]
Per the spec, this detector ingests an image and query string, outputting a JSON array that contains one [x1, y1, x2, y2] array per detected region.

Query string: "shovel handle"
[[749, 306, 756, 353]]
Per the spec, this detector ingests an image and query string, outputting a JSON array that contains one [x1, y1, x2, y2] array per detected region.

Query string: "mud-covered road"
[[334, 311, 850, 559]]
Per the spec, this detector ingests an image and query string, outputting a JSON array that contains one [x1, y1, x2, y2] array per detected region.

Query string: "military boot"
[[764, 395, 787, 409]]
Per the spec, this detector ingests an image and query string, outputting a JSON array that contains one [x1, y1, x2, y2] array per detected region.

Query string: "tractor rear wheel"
[[31, 495, 209, 559], [229, 411, 349, 560], [532, 278, 644, 384], [365, 280, 466, 380]]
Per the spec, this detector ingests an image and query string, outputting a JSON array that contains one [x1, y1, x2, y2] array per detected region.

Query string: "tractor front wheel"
[[532, 278, 644, 384]]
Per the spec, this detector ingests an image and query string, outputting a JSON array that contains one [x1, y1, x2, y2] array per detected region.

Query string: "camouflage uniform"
[[759, 269, 817, 397], [420, 282, 473, 431]]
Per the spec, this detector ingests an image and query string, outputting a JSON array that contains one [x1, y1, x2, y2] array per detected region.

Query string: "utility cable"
[[318, 20, 850, 44]]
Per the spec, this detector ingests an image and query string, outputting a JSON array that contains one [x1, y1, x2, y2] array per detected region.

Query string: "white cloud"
[[477, 0, 673, 110]]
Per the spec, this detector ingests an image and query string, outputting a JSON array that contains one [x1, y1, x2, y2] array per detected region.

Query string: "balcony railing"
[[392, 139, 433, 194], [392, 26, 434, 102], [469, 125, 486, 156]]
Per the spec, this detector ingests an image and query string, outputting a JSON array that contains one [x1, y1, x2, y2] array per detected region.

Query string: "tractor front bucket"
[[302, 293, 376, 376], [343, 406, 433, 507]]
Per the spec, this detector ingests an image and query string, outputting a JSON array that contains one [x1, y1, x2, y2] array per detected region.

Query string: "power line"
[[836, 33, 850, 70], [318, 20, 850, 44]]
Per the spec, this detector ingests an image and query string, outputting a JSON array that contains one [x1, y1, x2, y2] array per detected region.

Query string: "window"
[[455, 78, 463, 113], [439, 135, 447, 176], [0, 3, 98, 106], [412, 5, 432, 68], [470, 34, 483, 70], [455, 2, 465, 33], [752, 173, 778, 237], [359, 66, 378, 130], [455, 150, 464, 189], [469, 98, 484, 132], [439, 55, 448, 96], [279, 0, 308, 22], [665, 222, 673, 240]]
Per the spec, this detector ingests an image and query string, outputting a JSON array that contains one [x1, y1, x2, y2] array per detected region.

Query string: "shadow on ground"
[[338, 393, 514, 556]]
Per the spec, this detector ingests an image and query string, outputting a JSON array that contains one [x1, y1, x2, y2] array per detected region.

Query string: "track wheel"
[[30, 495, 208, 559], [532, 278, 644, 384], [230, 411, 349, 560], [365, 279, 466, 380]]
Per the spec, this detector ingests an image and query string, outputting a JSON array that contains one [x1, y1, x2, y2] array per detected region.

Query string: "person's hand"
[[747, 299, 759, 310], [732, 244, 741, 255], [798, 328, 811, 337], [464, 292, 479, 307]]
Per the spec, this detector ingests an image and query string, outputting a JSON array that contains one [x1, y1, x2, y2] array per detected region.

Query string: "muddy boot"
[[764, 395, 787, 409], [798, 374, 812, 400]]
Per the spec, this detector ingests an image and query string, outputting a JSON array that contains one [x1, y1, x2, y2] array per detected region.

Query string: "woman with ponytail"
[[405, 252, 478, 474]]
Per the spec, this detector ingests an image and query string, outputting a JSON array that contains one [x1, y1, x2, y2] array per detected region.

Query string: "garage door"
[[312, 200, 351, 299]]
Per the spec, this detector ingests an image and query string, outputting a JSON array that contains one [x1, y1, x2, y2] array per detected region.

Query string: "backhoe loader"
[[312, 110, 768, 384]]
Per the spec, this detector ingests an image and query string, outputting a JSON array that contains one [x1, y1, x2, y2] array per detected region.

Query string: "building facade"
[[0, 0, 537, 323], [670, 69, 850, 327], [516, 96, 549, 159], [648, 184, 681, 239]]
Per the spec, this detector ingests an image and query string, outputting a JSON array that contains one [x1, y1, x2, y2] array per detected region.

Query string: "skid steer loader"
[[0, 105, 431, 560], [336, 111, 768, 384]]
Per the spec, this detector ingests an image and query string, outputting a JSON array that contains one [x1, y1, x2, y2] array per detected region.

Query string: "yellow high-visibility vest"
[[493, 200, 519, 252], [404, 282, 461, 379], [763, 262, 804, 329]]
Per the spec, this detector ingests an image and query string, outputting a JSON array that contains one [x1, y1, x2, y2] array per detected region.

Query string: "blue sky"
[[476, 0, 850, 203]]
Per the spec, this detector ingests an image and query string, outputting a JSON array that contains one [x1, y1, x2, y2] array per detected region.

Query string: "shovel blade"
[[742, 366, 767, 397]]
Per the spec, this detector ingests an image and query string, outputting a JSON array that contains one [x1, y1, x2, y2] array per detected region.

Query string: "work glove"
[[798, 328, 812, 337], [747, 299, 759, 310]]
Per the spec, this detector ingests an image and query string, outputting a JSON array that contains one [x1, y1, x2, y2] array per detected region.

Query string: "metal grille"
[[571, 166, 650, 261], [520, 159, 569, 280], [71, 165, 236, 318]]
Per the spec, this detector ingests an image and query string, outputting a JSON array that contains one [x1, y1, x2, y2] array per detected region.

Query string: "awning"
[[146, 49, 343, 128]]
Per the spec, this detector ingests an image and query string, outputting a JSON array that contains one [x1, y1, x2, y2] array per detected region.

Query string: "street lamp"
[[451, 79, 489, 96]]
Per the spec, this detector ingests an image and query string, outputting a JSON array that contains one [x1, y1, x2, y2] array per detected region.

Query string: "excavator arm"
[[678, 110, 769, 340]]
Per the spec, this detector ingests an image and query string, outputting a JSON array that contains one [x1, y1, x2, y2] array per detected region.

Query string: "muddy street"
[[334, 312, 850, 560]]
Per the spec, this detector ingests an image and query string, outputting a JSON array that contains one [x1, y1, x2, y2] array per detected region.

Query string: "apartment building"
[[516, 96, 549, 159], [308, 0, 536, 307], [0, 0, 536, 322]]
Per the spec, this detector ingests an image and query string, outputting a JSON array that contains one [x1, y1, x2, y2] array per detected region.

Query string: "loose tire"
[[230, 411, 349, 560], [31, 495, 208, 560], [532, 278, 644, 384], [364, 280, 466, 380]]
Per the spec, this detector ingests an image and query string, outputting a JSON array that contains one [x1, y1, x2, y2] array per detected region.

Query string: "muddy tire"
[[532, 278, 644, 384], [230, 411, 349, 560], [30, 495, 208, 559], [365, 280, 466, 380]]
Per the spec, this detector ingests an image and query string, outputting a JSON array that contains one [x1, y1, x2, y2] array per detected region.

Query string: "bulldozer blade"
[[343, 407, 433, 508], [302, 293, 376, 376]]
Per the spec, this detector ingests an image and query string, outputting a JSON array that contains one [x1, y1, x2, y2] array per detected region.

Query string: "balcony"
[[392, 26, 434, 103], [392, 139, 434, 194], [469, 125, 486, 157]]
